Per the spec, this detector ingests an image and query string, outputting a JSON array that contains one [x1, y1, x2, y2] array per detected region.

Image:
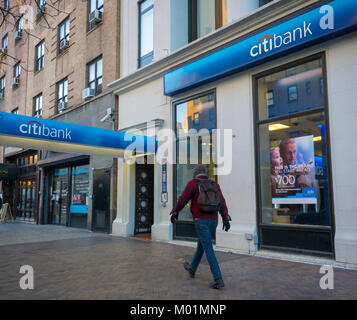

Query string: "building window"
[[4, 0, 9, 13], [171, 0, 227, 52], [267, 90, 274, 106], [174, 92, 216, 225], [14, 62, 21, 77], [0, 75, 5, 98], [259, 0, 274, 7], [35, 40, 45, 71], [58, 17, 70, 54], [33, 94, 43, 117], [255, 55, 333, 253], [15, 17, 23, 33], [188, 0, 227, 42], [88, 0, 104, 30], [12, 108, 19, 114], [36, 0, 47, 19], [13, 62, 21, 87], [87, 56, 102, 95], [288, 85, 298, 102], [38, 0, 46, 10], [2, 34, 8, 49], [57, 78, 68, 113], [138, 0, 154, 68], [193, 112, 200, 126]]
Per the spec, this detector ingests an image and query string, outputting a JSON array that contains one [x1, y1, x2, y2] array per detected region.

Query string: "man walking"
[[170, 165, 231, 289]]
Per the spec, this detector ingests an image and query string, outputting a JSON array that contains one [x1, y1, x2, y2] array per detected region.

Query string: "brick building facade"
[[0, 0, 120, 232]]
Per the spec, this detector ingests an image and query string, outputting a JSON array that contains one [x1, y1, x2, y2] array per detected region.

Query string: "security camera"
[[100, 107, 115, 123], [100, 114, 111, 122]]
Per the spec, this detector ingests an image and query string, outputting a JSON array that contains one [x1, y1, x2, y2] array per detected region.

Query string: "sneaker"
[[209, 278, 225, 289], [184, 262, 195, 278]]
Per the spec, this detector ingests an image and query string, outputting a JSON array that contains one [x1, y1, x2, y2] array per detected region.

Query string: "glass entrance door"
[[51, 168, 69, 226]]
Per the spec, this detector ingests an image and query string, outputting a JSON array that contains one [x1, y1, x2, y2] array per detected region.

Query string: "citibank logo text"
[[249, 4, 335, 58], [250, 21, 313, 57], [19, 121, 72, 140]]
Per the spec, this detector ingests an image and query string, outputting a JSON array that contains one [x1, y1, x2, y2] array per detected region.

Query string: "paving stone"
[[0, 222, 356, 299]]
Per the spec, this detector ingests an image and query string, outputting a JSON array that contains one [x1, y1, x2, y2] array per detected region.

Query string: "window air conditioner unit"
[[14, 30, 22, 40], [0, 48, 7, 56], [57, 101, 66, 112], [12, 77, 20, 86], [89, 9, 103, 24], [82, 88, 95, 100], [59, 39, 69, 51]]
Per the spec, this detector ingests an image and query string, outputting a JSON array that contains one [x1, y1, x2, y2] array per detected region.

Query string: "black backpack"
[[195, 179, 221, 213]]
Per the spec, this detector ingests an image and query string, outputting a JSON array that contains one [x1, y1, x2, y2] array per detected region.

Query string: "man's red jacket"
[[171, 175, 230, 223]]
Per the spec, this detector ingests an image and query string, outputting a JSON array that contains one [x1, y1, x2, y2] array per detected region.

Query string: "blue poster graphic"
[[271, 135, 317, 204]]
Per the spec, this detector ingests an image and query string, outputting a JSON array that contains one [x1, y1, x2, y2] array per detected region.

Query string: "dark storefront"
[[2, 150, 40, 222]]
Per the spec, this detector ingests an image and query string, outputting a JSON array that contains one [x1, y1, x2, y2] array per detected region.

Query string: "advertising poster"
[[270, 135, 316, 204], [70, 167, 89, 214]]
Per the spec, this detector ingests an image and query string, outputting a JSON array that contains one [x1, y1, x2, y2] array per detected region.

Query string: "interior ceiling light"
[[313, 136, 322, 142], [269, 123, 291, 131]]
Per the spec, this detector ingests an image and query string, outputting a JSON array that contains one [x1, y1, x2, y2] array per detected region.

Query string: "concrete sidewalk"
[[0, 222, 356, 300], [0, 221, 102, 246]]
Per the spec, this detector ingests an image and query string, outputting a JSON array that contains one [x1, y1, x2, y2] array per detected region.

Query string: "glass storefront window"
[[70, 165, 89, 215], [256, 58, 331, 228], [176, 93, 215, 138], [175, 92, 216, 222], [257, 59, 323, 120]]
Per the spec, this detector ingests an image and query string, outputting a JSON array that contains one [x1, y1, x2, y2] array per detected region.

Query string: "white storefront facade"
[[109, 0, 357, 265]]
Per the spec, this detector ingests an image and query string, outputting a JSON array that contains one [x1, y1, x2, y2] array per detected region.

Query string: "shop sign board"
[[164, 0, 357, 96], [0, 112, 157, 156]]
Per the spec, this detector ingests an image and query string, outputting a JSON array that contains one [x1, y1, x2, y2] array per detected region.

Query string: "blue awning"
[[0, 112, 157, 157]]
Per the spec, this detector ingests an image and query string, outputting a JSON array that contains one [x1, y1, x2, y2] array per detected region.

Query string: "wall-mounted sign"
[[0, 112, 157, 157], [161, 158, 168, 206], [164, 0, 357, 96]]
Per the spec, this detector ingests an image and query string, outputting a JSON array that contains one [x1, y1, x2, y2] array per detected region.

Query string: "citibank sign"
[[164, 0, 357, 96], [19, 120, 72, 140], [249, 4, 336, 58], [250, 21, 313, 57]]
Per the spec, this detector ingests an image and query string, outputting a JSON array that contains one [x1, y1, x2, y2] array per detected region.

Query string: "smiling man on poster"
[[271, 136, 317, 204]]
